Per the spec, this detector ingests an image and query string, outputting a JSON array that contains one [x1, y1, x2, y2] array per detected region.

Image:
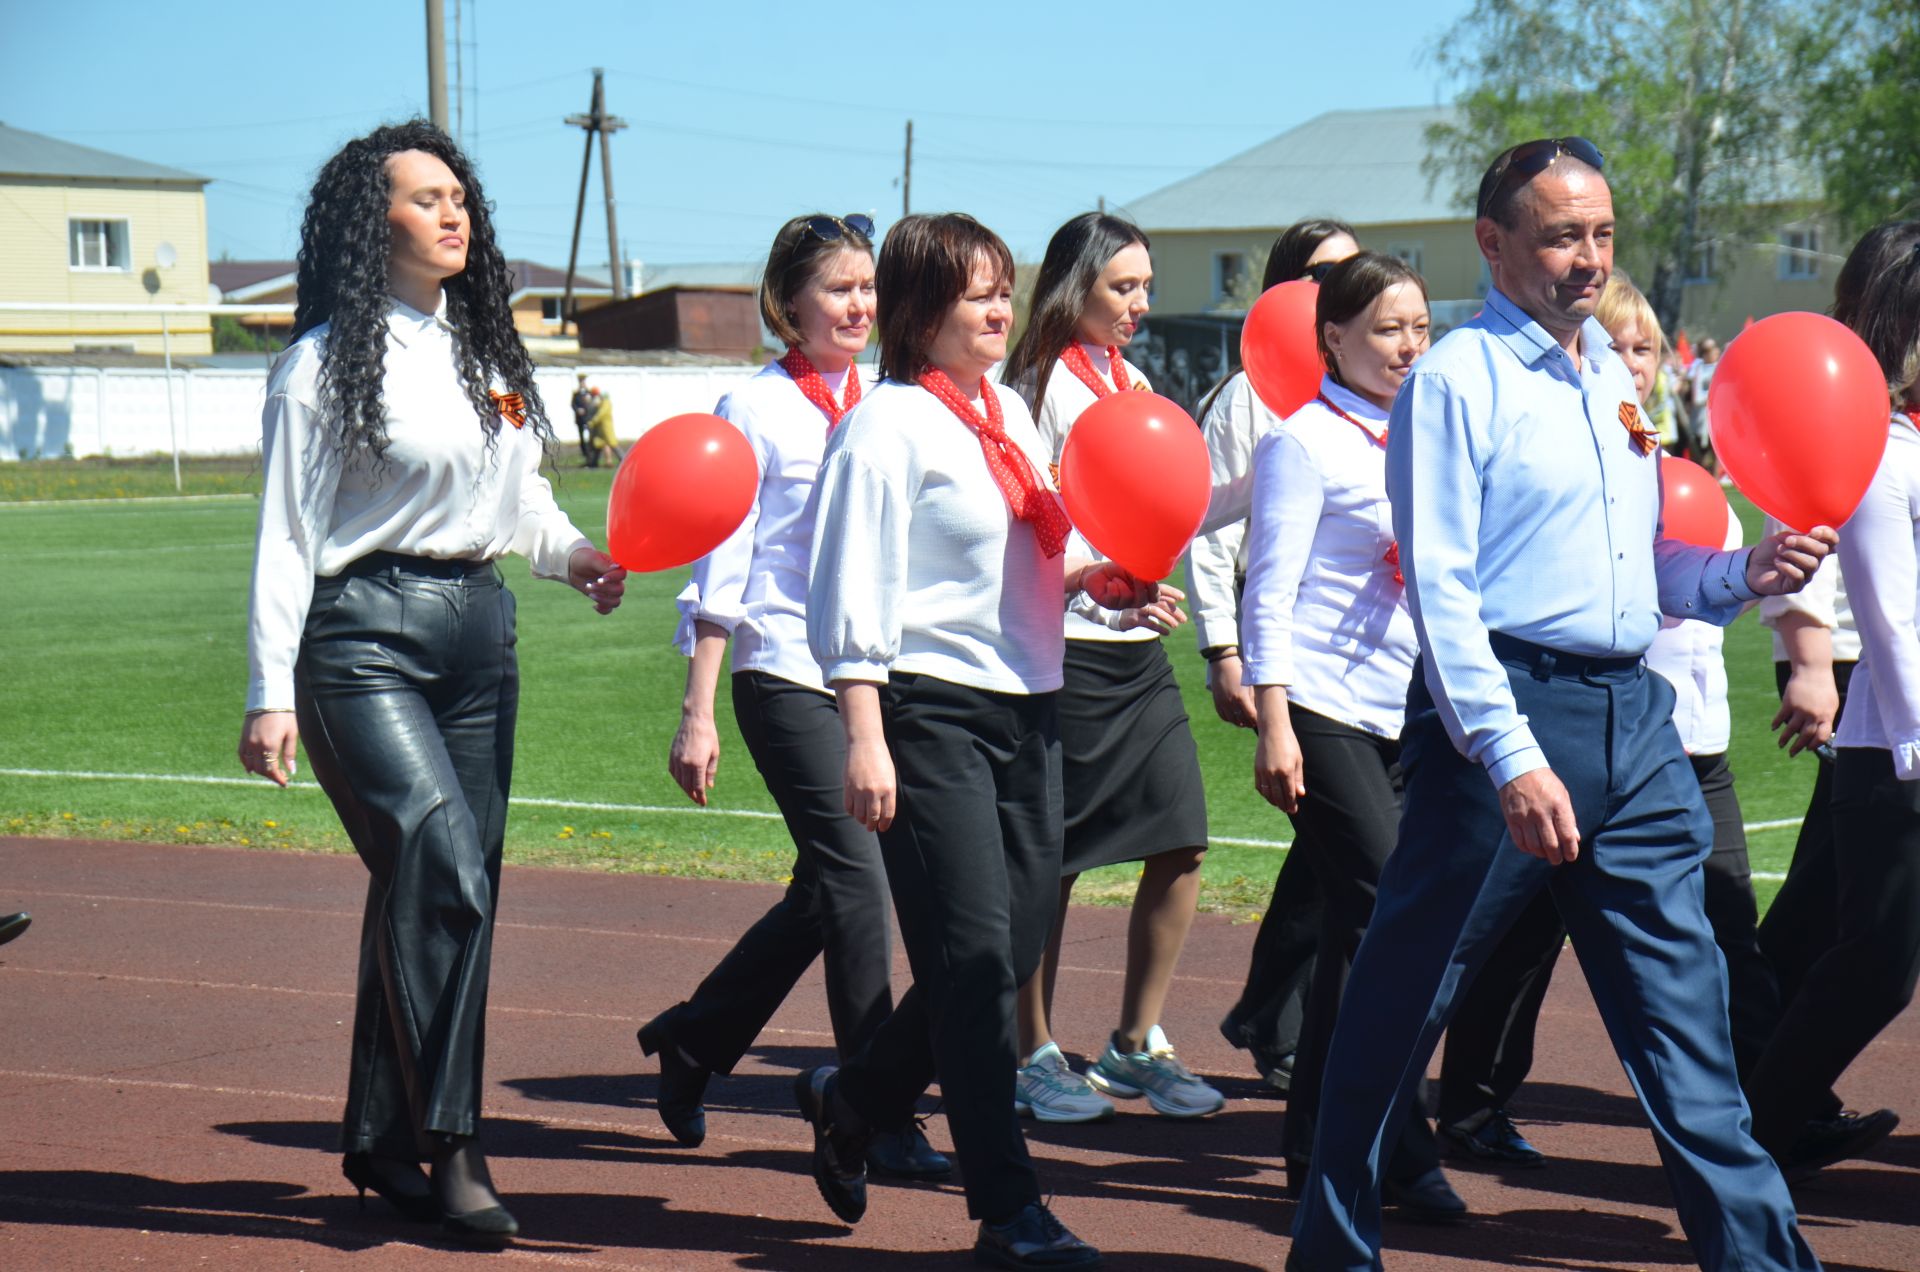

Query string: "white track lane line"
[[0, 766, 1795, 878]]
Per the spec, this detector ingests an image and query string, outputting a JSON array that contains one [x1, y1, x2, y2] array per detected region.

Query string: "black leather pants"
[[293, 552, 517, 1158]]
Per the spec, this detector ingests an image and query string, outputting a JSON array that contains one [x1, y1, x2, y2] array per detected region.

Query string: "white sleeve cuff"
[[821, 659, 890, 686], [1892, 736, 1920, 782]]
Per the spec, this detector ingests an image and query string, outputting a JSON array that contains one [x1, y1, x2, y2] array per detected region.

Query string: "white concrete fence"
[[0, 361, 763, 463]]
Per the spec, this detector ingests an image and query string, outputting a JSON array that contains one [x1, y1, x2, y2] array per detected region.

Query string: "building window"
[[1211, 251, 1248, 304], [1779, 226, 1820, 280], [1685, 240, 1717, 284], [1387, 242, 1425, 274], [69, 218, 131, 271], [541, 297, 564, 323]]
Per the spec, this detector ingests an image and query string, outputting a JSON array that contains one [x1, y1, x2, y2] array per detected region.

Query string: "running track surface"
[[1, 837, 1913, 1271]]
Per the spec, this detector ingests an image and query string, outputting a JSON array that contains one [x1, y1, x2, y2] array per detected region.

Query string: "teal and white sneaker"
[[1086, 1026, 1226, 1119], [1015, 1042, 1116, 1124]]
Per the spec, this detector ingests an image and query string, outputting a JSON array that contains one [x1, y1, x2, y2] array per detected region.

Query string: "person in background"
[[796, 212, 1157, 1269], [570, 369, 596, 464], [1241, 251, 1465, 1221], [1000, 212, 1221, 1125], [238, 120, 627, 1247], [1193, 217, 1359, 1092], [585, 382, 622, 468], [1687, 336, 1722, 473], [1743, 219, 1920, 1181], [638, 213, 947, 1183]]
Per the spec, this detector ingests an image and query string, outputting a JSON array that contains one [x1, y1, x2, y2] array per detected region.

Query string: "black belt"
[[1488, 631, 1641, 680], [336, 550, 498, 581]]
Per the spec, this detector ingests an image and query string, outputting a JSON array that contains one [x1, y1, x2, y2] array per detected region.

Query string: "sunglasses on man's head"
[[805, 213, 875, 242], [1477, 137, 1606, 220]]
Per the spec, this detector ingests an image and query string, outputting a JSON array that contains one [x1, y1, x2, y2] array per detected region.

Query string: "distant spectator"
[[570, 370, 597, 464], [586, 385, 623, 467]]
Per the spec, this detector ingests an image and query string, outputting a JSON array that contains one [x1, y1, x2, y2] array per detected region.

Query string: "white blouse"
[[245, 294, 589, 712], [1187, 371, 1285, 653], [807, 377, 1066, 694], [1240, 377, 1417, 738], [673, 359, 854, 692], [1018, 342, 1157, 644], [1834, 414, 1920, 775], [1759, 513, 1859, 664], [1644, 507, 1743, 755]]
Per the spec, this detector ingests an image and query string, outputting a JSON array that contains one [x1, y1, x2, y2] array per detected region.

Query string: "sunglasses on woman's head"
[[1477, 137, 1606, 220], [806, 213, 875, 242], [1302, 261, 1338, 283]]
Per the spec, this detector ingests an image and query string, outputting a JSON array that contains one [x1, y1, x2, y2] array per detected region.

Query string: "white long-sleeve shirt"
[[673, 359, 854, 691], [1758, 513, 1858, 663], [1018, 343, 1157, 643], [1187, 372, 1284, 652], [807, 377, 1066, 693], [1645, 507, 1743, 755], [1834, 414, 1920, 775], [1241, 378, 1418, 738], [245, 294, 588, 712]]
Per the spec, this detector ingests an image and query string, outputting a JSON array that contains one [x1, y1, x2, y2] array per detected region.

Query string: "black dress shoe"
[[1260, 1050, 1295, 1095], [865, 1123, 953, 1181], [637, 1012, 709, 1147], [1382, 1167, 1469, 1224], [1439, 1109, 1546, 1168], [340, 1152, 438, 1223], [1777, 1108, 1900, 1183], [0, 912, 29, 947], [440, 1203, 519, 1248], [795, 1065, 870, 1224], [974, 1202, 1102, 1269]]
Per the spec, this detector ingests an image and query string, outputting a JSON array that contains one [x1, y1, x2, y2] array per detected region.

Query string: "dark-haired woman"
[[1744, 219, 1920, 1174], [796, 212, 1154, 1268], [238, 122, 627, 1245], [636, 213, 946, 1181], [1195, 219, 1357, 1089], [1242, 252, 1463, 1218], [999, 212, 1221, 1123]]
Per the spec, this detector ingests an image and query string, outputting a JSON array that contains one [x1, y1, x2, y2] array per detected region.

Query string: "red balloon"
[[1660, 455, 1730, 548], [1058, 391, 1211, 580], [605, 413, 757, 572], [1240, 280, 1322, 418], [1709, 312, 1889, 531]]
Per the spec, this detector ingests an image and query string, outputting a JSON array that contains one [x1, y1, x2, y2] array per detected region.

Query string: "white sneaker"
[[1014, 1042, 1116, 1123], [1086, 1028, 1226, 1119]]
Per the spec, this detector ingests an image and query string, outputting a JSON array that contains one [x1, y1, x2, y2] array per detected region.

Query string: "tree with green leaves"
[[1798, 0, 1920, 237], [1425, 0, 1814, 335]]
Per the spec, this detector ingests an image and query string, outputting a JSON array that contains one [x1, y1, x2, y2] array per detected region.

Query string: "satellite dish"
[[155, 241, 178, 270]]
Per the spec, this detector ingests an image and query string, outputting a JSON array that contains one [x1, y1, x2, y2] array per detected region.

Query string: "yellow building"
[[1122, 106, 1840, 349], [0, 122, 212, 355]]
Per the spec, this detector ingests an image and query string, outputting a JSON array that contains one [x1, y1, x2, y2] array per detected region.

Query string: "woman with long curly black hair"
[[237, 120, 626, 1246]]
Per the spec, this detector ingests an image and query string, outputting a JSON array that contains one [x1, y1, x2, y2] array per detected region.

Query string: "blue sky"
[[2, 0, 1472, 274]]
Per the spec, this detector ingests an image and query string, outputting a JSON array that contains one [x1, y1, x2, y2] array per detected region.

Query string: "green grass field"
[[0, 456, 1816, 917]]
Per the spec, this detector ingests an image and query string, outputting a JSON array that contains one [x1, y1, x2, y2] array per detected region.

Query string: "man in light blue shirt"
[[1286, 139, 1834, 1271]]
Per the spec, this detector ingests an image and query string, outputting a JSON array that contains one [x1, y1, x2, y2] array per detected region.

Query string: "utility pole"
[[425, 0, 449, 131], [562, 68, 630, 331], [902, 120, 913, 218]]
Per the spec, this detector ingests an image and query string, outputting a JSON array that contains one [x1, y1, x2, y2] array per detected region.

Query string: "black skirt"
[[1060, 638, 1209, 874]]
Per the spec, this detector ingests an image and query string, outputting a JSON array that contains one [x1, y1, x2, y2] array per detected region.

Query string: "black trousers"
[[836, 674, 1061, 1222], [1279, 705, 1439, 1181], [1747, 745, 1920, 1153], [1222, 836, 1318, 1062], [662, 672, 893, 1073], [294, 553, 516, 1157], [1757, 662, 1854, 1033], [1436, 746, 1785, 1126]]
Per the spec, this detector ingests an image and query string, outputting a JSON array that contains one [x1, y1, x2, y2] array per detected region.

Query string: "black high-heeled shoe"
[[637, 1010, 710, 1147], [440, 1202, 519, 1247], [341, 1152, 438, 1223]]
